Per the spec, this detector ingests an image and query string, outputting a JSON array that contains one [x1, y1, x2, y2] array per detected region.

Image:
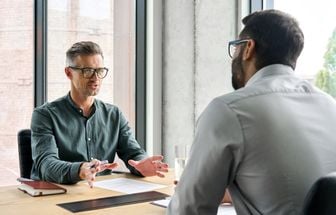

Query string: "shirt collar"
[[65, 92, 98, 116], [245, 64, 294, 87]]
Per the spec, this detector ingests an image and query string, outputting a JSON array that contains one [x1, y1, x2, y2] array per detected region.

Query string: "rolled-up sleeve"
[[31, 108, 82, 184]]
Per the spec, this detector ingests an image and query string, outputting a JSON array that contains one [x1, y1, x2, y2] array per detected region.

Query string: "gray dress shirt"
[[167, 64, 336, 215], [31, 93, 147, 184]]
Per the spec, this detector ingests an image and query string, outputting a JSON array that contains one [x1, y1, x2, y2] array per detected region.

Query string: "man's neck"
[[70, 91, 95, 117]]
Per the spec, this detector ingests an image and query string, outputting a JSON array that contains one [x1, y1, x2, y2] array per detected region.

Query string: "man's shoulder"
[[34, 96, 67, 112], [200, 91, 249, 119], [214, 89, 252, 106]]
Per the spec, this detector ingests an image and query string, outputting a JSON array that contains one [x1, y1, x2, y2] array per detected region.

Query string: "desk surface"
[[0, 171, 175, 215], [1, 170, 236, 215]]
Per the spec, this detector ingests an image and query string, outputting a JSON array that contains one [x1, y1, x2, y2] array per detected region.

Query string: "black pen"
[[90, 158, 108, 169], [111, 170, 126, 174]]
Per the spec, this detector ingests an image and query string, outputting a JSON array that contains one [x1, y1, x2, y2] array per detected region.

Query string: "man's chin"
[[87, 90, 99, 96]]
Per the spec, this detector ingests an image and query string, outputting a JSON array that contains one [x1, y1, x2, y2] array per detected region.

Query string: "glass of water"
[[174, 144, 191, 182]]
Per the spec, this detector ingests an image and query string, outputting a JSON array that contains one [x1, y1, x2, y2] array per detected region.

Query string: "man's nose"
[[90, 72, 99, 80]]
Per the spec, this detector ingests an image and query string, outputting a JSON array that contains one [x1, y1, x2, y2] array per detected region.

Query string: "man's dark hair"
[[240, 9, 304, 70], [66, 41, 103, 66]]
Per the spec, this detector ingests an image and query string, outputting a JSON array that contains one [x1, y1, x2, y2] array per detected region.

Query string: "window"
[[47, 0, 136, 172], [0, 0, 140, 186], [249, 0, 336, 98], [47, 0, 136, 128], [0, 1, 34, 186], [272, 1, 336, 98]]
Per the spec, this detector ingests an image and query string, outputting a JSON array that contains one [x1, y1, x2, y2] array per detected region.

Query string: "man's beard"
[[231, 52, 245, 90]]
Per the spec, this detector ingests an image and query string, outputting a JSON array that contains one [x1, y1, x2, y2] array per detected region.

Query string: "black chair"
[[302, 172, 336, 215], [17, 129, 33, 179]]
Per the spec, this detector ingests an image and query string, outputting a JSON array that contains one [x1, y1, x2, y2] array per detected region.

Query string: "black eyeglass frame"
[[68, 66, 109, 79], [228, 39, 250, 58]]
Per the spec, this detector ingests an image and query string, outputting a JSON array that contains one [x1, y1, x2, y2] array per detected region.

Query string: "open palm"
[[128, 155, 169, 177]]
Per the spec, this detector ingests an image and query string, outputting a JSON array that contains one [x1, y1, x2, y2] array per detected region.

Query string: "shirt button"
[[88, 138, 91, 141]]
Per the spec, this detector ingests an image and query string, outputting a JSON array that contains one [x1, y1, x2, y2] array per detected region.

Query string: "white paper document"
[[94, 178, 167, 194], [151, 198, 236, 215], [217, 204, 237, 215]]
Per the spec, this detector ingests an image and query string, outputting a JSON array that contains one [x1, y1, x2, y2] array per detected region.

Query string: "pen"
[[111, 170, 125, 174], [90, 158, 108, 169]]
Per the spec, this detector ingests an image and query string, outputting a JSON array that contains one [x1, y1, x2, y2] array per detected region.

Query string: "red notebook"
[[18, 179, 67, 197]]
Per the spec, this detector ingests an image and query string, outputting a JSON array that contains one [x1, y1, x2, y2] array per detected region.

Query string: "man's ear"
[[65, 67, 72, 80], [242, 39, 256, 60]]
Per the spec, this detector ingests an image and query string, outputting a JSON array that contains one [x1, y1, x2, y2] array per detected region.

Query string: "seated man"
[[31, 41, 168, 187], [168, 9, 336, 214]]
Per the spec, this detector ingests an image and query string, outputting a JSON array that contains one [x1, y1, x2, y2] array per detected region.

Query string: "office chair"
[[17, 129, 33, 179], [302, 172, 336, 215]]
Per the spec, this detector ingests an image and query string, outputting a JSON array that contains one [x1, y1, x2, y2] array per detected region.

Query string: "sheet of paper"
[[150, 198, 170, 208], [94, 178, 166, 194], [151, 198, 236, 215], [217, 204, 237, 215]]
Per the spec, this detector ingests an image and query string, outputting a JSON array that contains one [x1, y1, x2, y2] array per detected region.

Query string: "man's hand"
[[79, 159, 118, 188], [128, 155, 169, 177]]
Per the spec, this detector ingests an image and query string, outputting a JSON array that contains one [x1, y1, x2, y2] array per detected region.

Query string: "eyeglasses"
[[228, 39, 250, 58], [68, 66, 109, 79]]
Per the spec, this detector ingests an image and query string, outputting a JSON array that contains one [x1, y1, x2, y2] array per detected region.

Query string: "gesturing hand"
[[79, 159, 118, 188], [128, 155, 169, 178]]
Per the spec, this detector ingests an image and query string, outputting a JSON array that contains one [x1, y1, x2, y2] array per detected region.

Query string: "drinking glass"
[[174, 144, 191, 181]]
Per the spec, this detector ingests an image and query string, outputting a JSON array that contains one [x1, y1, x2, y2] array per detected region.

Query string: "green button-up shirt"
[[31, 93, 147, 184]]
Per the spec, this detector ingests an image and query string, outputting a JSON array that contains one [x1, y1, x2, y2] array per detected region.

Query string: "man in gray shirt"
[[168, 10, 336, 214], [31, 41, 168, 186]]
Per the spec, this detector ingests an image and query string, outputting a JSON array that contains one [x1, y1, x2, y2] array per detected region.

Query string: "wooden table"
[[0, 171, 175, 215]]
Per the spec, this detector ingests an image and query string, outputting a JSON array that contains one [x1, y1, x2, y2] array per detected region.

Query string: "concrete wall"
[[162, 0, 237, 164]]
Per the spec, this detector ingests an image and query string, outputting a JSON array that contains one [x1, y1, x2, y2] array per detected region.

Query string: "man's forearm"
[[39, 158, 82, 184]]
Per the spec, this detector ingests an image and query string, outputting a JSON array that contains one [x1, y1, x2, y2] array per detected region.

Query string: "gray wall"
[[162, 0, 237, 164]]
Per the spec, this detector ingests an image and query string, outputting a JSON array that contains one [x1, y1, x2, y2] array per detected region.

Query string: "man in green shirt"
[[31, 41, 168, 186]]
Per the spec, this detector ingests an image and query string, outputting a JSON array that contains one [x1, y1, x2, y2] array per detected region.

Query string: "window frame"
[[135, 0, 147, 149], [34, 0, 47, 107], [250, 0, 274, 12]]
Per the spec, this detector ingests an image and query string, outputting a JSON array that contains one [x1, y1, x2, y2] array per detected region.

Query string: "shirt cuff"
[[70, 162, 83, 183]]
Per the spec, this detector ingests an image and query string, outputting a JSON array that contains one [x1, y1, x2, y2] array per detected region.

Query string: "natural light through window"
[[274, 0, 336, 97]]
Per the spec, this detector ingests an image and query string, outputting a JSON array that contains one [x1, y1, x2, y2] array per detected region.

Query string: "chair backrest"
[[302, 172, 336, 215], [17, 129, 33, 179]]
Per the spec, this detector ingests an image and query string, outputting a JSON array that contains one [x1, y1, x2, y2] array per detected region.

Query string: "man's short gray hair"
[[66, 41, 103, 66]]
